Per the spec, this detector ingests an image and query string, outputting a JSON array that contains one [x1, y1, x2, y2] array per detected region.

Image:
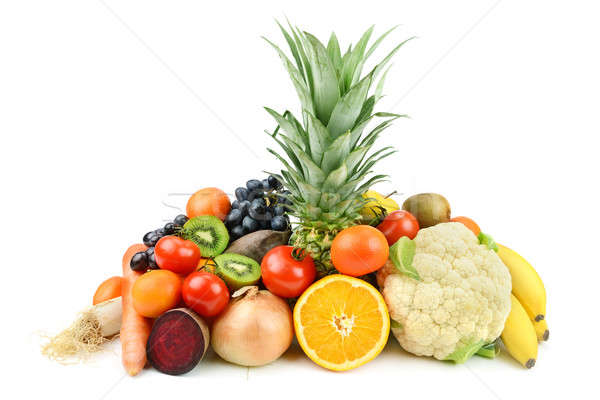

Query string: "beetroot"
[[146, 308, 209, 375]]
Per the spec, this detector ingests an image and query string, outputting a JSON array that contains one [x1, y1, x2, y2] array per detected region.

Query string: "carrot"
[[121, 244, 152, 376]]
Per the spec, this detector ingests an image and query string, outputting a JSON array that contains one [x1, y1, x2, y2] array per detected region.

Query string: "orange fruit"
[[186, 187, 231, 221], [330, 225, 389, 276], [293, 275, 390, 371], [450, 216, 481, 236], [132, 270, 182, 318], [93, 276, 122, 305]]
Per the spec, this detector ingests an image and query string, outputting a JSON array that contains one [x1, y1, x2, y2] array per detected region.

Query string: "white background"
[[1, 0, 598, 398]]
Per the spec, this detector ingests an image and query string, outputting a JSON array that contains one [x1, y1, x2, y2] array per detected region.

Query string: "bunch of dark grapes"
[[225, 175, 291, 241], [130, 214, 189, 271]]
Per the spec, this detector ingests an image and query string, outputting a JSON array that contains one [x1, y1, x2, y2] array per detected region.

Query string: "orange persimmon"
[[186, 187, 231, 221]]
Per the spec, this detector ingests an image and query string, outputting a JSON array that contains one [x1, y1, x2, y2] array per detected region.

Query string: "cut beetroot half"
[[146, 308, 209, 375]]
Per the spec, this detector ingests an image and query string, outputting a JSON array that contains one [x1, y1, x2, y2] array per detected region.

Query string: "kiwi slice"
[[214, 253, 261, 291], [181, 216, 229, 257]]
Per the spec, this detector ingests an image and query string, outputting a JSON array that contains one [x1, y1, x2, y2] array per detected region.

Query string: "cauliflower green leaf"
[[444, 339, 485, 364], [389, 236, 420, 281], [390, 319, 403, 330], [475, 339, 500, 359], [478, 232, 498, 252]]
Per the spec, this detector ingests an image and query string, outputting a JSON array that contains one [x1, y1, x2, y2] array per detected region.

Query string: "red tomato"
[[261, 245, 317, 298], [450, 216, 481, 236], [182, 271, 229, 317], [155, 236, 202, 275], [376, 210, 420, 245]]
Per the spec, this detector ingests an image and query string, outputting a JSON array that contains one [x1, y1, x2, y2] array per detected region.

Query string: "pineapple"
[[264, 23, 411, 275]]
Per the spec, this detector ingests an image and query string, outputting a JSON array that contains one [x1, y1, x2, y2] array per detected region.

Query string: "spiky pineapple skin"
[[289, 227, 336, 277]]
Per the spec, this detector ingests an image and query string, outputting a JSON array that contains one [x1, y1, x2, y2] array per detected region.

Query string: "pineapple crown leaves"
[[263, 22, 412, 229]]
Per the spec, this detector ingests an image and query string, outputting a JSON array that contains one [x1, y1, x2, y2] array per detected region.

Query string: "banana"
[[502, 294, 538, 368], [497, 243, 546, 322], [533, 318, 549, 342]]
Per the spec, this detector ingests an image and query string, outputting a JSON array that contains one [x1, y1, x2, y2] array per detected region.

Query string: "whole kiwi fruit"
[[402, 193, 451, 228]]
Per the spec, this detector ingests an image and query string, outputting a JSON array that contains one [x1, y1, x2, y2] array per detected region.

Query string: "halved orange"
[[293, 275, 390, 371]]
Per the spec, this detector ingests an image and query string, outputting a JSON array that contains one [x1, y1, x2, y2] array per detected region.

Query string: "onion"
[[211, 286, 293, 366]]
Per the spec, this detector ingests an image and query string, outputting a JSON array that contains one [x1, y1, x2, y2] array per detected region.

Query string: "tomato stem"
[[291, 247, 307, 261]]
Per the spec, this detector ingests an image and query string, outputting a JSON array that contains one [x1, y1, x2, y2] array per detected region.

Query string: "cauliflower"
[[377, 222, 511, 361]]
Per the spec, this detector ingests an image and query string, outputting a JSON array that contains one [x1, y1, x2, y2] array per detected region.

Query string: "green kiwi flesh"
[[181, 216, 229, 257], [214, 253, 261, 291]]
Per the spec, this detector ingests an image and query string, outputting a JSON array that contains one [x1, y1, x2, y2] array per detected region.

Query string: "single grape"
[[249, 198, 266, 220], [147, 249, 158, 269], [173, 214, 189, 227], [130, 251, 148, 271], [242, 216, 259, 232], [163, 222, 176, 235], [246, 179, 262, 191], [251, 197, 266, 207], [247, 188, 264, 202], [235, 187, 249, 201], [142, 231, 155, 247], [147, 234, 160, 247], [225, 208, 243, 227], [238, 200, 251, 216], [268, 175, 282, 190], [271, 215, 289, 231]]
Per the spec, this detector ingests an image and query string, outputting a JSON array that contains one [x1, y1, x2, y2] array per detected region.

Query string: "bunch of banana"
[[497, 243, 549, 368]]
